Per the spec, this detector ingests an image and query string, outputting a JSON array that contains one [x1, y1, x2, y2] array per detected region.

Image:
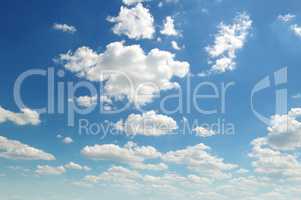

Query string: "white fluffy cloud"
[[115, 111, 178, 136], [81, 142, 166, 171], [290, 24, 301, 38], [60, 41, 189, 106], [248, 108, 301, 181], [62, 137, 73, 144], [205, 13, 252, 74], [162, 143, 238, 179], [81, 142, 161, 162], [265, 108, 301, 150], [82, 166, 204, 191], [193, 126, 217, 137], [107, 3, 155, 40], [53, 23, 77, 33], [0, 106, 40, 126], [36, 165, 66, 175], [77, 142, 301, 199], [249, 137, 301, 179], [0, 136, 55, 160], [160, 16, 179, 36]]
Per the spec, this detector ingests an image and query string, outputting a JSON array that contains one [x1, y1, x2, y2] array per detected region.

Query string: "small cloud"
[[115, 111, 178, 136], [107, 3, 155, 40], [62, 137, 73, 144], [278, 13, 295, 23], [64, 162, 91, 171], [161, 16, 179, 36], [53, 23, 77, 33], [171, 40, 182, 50]]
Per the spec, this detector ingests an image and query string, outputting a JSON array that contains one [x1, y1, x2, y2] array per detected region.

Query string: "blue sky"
[[1, 0, 301, 199]]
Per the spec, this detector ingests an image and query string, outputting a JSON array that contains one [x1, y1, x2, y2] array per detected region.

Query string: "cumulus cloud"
[[81, 165, 217, 198], [0, 106, 40, 126], [193, 126, 217, 137], [162, 143, 238, 179], [62, 137, 73, 144], [81, 142, 165, 171], [205, 13, 252, 74], [81, 142, 161, 162], [248, 108, 301, 181], [36, 165, 66, 175], [161, 16, 179, 36], [107, 3, 155, 40], [115, 111, 177, 136], [78, 164, 300, 200], [77, 142, 301, 199], [36, 162, 91, 176], [0, 136, 55, 160], [278, 14, 295, 23], [249, 137, 301, 179], [64, 162, 91, 171], [265, 108, 301, 150], [84, 166, 142, 186], [53, 23, 77, 33], [60, 41, 189, 106], [82, 166, 197, 192]]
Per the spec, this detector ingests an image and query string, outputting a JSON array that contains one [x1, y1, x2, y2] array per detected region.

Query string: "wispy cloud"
[[204, 13, 252, 75], [53, 23, 77, 33]]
